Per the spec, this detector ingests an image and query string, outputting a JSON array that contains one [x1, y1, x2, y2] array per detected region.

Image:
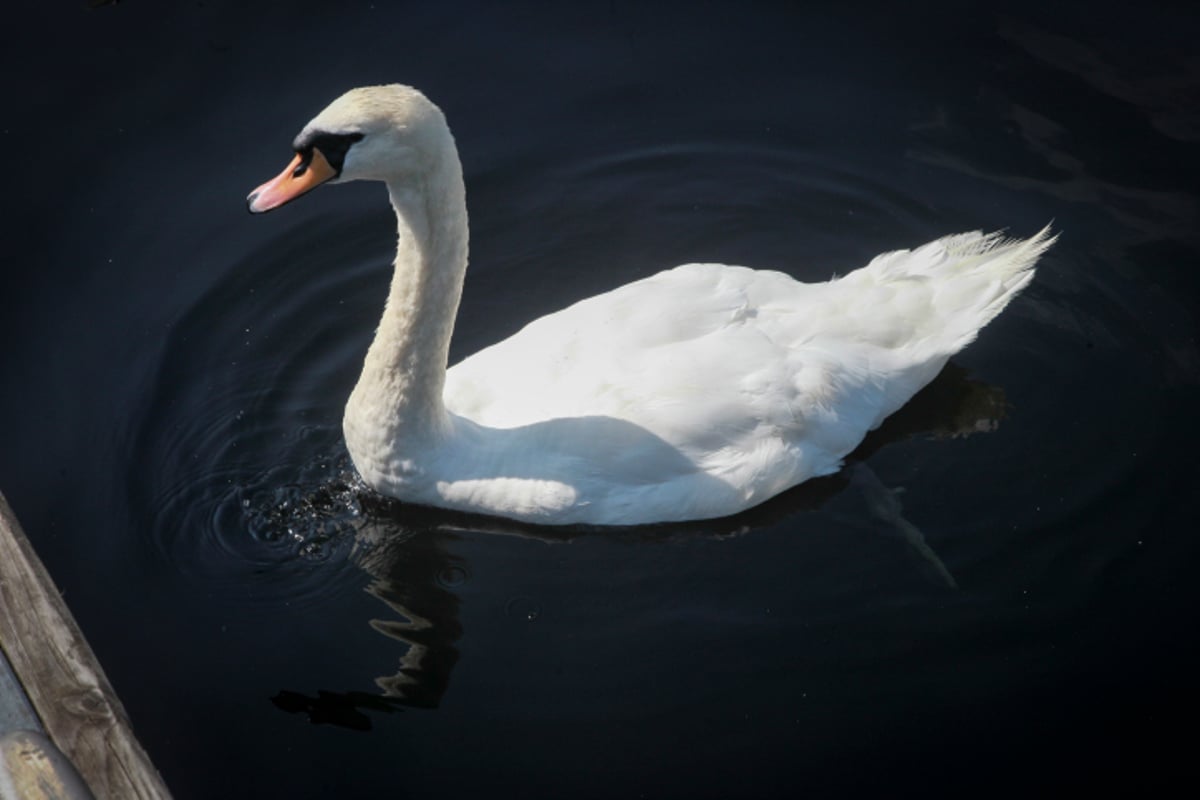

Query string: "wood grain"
[[0, 492, 172, 799]]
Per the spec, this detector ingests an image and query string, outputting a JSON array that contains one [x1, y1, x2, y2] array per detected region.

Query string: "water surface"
[[2, 2, 1198, 797]]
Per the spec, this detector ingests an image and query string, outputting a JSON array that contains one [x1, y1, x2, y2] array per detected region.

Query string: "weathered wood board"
[[0, 492, 172, 799]]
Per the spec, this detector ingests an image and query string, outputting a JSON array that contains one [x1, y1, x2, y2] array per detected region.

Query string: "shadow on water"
[[265, 361, 1002, 729]]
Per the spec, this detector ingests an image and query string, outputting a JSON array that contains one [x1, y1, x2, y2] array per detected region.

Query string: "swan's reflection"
[[270, 525, 466, 729], [272, 363, 1003, 729], [357, 529, 464, 705]]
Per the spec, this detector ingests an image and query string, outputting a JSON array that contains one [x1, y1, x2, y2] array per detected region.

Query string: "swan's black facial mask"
[[246, 131, 364, 214], [293, 131, 364, 174]]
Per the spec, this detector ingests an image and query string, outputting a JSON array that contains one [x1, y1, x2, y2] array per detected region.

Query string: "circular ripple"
[[126, 212, 394, 604]]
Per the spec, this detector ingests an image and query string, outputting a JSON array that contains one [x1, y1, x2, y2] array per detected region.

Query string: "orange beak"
[[246, 148, 337, 214]]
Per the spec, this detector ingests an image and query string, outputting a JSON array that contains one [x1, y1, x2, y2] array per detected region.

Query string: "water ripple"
[[127, 214, 393, 604]]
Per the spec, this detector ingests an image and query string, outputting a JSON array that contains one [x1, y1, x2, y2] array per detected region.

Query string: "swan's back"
[[443, 227, 1053, 520], [447, 228, 1053, 426]]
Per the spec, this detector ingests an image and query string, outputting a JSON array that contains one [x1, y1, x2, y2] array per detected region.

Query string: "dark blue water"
[[3, 2, 1199, 797]]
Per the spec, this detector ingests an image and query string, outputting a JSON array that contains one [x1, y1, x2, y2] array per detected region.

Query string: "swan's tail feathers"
[[870, 224, 1056, 357]]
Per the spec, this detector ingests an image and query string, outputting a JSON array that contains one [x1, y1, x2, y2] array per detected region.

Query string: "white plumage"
[[248, 85, 1055, 526]]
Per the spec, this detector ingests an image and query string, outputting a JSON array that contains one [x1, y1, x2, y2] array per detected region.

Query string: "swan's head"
[[247, 84, 450, 214]]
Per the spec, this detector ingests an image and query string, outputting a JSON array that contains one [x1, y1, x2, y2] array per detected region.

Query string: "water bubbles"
[[298, 538, 332, 562], [240, 461, 365, 560], [505, 596, 542, 622]]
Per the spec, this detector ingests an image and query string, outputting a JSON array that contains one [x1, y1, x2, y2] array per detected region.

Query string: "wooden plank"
[[0, 492, 172, 800]]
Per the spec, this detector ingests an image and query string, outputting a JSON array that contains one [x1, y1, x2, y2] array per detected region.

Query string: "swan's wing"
[[444, 263, 893, 483], [446, 263, 798, 425]]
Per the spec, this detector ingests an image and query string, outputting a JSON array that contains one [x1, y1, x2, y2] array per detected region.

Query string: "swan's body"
[[248, 85, 1054, 526]]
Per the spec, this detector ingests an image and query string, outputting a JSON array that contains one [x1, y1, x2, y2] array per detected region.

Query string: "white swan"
[[247, 84, 1055, 526]]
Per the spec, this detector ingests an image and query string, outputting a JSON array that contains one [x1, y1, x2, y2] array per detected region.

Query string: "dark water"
[[3, 2, 1199, 797]]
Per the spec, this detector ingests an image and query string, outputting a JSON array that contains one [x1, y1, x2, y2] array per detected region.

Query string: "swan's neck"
[[344, 143, 468, 470]]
